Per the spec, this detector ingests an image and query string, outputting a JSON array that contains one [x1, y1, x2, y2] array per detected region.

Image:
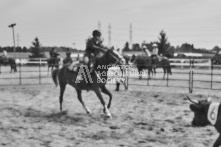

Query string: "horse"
[[130, 54, 153, 79], [52, 49, 126, 117], [131, 54, 172, 79], [0, 56, 17, 73], [47, 53, 60, 74], [151, 56, 172, 79]]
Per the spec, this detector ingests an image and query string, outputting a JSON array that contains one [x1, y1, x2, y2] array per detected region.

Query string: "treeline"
[[123, 30, 220, 57], [0, 46, 82, 53]]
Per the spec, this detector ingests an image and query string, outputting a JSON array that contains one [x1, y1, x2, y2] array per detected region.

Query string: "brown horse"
[[131, 55, 172, 79], [0, 56, 17, 74], [52, 49, 125, 117]]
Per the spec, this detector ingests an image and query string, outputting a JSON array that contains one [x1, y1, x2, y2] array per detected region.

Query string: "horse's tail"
[[52, 68, 59, 87]]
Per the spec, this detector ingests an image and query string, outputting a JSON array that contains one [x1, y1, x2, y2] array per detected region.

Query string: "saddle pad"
[[68, 61, 81, 72]]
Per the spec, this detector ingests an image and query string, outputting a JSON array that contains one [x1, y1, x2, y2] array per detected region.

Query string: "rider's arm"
[[87, 40, 107, 53]]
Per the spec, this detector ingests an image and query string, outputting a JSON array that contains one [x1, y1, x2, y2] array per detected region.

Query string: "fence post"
[[211, 59, 213, 90], [192, 71, 194, 93], [189, 70, 193, 93], [39, 58, 41, 84], [189, 58, 194, 93], [125, 69, 129, 90], [19, 58, 22, 85], [189, 71, 191, 93]]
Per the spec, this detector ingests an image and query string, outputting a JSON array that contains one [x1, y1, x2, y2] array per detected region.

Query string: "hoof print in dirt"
[[109, 126, 120, 130]]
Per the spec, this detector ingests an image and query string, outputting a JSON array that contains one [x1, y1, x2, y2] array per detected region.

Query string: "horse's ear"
[[117, 48, 122, 54]]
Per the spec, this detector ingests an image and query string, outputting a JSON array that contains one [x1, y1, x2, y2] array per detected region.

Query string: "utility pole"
[[129, 23, 133, 50], [108, 23, 111, 48], [8, 23, 16, 57], [98, 21, 101, 32], [17, 34, 20, 47]]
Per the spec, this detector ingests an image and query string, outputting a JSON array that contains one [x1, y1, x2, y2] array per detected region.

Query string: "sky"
[[0, 0, 220, 50]]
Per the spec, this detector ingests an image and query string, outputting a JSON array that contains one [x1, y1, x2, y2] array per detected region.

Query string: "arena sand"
[[0, 84, 220, 147]]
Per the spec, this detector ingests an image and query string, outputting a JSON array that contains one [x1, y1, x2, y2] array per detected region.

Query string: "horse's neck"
[[95, 56, 109, 79]]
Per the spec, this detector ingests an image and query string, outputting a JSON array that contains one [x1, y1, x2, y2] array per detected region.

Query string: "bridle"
[[106, 50, 124, 66]]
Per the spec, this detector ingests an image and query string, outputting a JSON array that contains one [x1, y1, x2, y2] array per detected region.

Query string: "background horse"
[[47, 53, 60, 74], [52, 49, 125, 117], [131, 55, 153, 79], [131, 55, 172, 79], [152, 56, 172, 79], [0, 56, 17, 73]]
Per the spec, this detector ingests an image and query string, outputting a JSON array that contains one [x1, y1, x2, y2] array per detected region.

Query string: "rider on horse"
[[151, 43, 159, 65], [63, 48, 73, 65], [49, 47, 59, 60], [142, 45, 151, 57], [50, 48, 57, 58], [68, 30, 107, 73]]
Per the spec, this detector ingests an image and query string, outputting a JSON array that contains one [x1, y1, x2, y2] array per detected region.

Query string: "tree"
[[132, 43, 141, 51], [165, 46, 175, 58], [179, 43, 194, 52], [212, 46, 220, 54], [30, 37, 45, 58], [123, 42, 130, 51], [22, 47, 28, 52], [157, 30, 170, 55]]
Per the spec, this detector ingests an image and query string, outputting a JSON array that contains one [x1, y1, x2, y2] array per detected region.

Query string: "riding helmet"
[[92, 30, 101, 37]]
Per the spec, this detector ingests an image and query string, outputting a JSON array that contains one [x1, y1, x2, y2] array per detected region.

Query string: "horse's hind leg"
[[47, 66, 50, 75], [94, 88, 111, 117], [101, 86, 112, 109], [76, 89, 91, 114], [138, 69, 142, 79], [115, 82, 120, 91], [163, 67, 166, 79], [59, 82, 66, 112]]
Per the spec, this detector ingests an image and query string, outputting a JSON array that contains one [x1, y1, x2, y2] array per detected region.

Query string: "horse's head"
[[104, 49, 126, 66]]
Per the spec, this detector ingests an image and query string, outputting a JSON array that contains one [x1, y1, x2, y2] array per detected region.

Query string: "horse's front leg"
[[76, 89, 91, 114], [94, 88, 111, 117], [101, 86, 112, 109]]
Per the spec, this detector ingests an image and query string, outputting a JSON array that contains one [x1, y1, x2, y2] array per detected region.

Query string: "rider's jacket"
[[152, 48, 159, 55], [85, 38, 105, 57]]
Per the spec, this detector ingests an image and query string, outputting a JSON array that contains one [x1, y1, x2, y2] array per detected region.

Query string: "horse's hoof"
[[104, 109, 112, 118], [86, 110, 92, 114], [105, 112, 112, 118]]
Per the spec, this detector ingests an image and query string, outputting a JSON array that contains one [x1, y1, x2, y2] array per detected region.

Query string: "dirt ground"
[[0, 83, 221, 147]]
